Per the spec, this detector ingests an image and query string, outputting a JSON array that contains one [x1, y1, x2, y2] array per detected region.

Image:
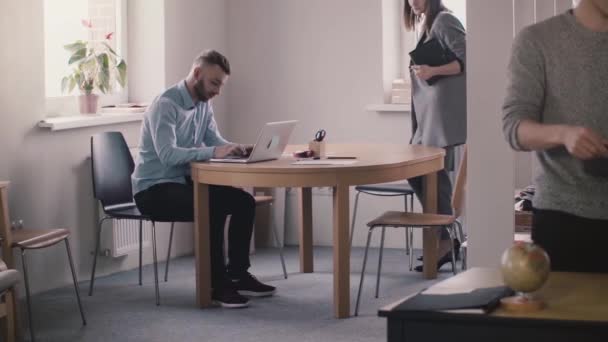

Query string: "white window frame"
[[379, 0, 466, 106], [43, 0, 129, 116]]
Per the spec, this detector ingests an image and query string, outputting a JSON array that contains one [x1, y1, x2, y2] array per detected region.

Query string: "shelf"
[[38, 112, 145, 131], [366, 104, 411, 113]]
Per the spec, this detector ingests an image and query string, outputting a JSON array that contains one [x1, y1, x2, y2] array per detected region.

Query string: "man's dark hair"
[[194, 50, 231, 75]]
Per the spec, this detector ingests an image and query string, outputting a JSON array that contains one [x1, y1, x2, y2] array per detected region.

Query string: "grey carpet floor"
[[23, 246, 454, 342]]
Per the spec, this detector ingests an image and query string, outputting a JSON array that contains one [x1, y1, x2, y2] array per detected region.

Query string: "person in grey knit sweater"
[[502, 0, 608, 272]]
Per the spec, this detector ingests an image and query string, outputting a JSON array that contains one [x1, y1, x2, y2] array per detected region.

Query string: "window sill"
[[366, 104, 411, 113], [38, 112, 144, 131]]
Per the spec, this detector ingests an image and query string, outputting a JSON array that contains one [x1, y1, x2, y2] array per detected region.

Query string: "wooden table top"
[[383, 267, 608, 323], [191, 143, 445, 173]]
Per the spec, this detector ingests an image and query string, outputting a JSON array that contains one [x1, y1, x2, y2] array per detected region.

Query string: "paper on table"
[[292, 160, 358, 165]]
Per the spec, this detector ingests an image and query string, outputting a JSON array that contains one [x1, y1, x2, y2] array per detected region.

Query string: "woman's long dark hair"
[[403, 0, 448, 33]]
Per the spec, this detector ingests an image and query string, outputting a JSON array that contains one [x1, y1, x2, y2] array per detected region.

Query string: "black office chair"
[[89, 131, 186, 305]]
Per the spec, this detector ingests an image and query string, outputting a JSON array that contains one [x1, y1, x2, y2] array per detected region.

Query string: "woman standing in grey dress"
[[404, 0, 466, 271]]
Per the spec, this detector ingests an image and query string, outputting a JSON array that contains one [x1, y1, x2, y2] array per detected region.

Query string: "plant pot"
[[79, 94, 99, 114]]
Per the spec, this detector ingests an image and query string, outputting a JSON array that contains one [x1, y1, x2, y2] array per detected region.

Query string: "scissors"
[[314, 129, 326, 142]]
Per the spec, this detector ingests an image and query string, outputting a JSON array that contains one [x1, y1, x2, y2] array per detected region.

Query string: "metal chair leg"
[[454, 220, 466, 271], [462, 245, 468, 271], [20, 250, 35, 342], [409, 227, 415, 271], [151, 222, 160, 306], [349, 191, 361, 249], [89, 216, 110, 296], [448, 226, 458, 275], [164, 222, 175, 282], [404, 196, 409, 255], [139, 220, 143, 286], [65, 239, 87, 325], [375, 226, 386, 299], [354, 227, 375, 316], [270, 203, 288, 279]]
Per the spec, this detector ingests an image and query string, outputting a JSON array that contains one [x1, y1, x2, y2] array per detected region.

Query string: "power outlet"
[[10, 219, 23, 230]]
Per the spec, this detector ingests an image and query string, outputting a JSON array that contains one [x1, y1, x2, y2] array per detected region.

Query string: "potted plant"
[[61, 20, 127, 114]]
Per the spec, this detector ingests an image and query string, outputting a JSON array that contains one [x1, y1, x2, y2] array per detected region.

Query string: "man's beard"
[[194, 80, 210, 102]]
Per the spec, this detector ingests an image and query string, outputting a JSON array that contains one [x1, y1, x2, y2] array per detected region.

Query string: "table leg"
[[298, 188, 313, 273], [194, 182, 211, 307], [333, 184, 350, 318], [422, 172, 439, 279]]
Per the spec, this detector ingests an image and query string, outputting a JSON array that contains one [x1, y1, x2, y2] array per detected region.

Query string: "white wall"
[[128, 0, 166, 103], [164, 0, 229, 129], [225, 0, 424, 249], [0, 0, 227, 296], [465, 0, 515, 267]]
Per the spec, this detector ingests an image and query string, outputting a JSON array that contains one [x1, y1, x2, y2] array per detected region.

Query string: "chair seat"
[[367, 211, 456, 227], [11, 228, 70, 249], [355, 183, 414, 195], [106, 206, 151, 220], [0, 269, 19, 292], [254, 195, 274, 205]]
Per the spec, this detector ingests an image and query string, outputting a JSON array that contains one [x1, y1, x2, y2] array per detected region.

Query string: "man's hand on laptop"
[[242, 144, 254, 157], [213, 144, 243, 158]]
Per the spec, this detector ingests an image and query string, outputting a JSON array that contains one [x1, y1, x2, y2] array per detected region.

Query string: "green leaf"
[[96, 53, 110, 93], [80, 57, 96, 73], [68, 76, 77, 93], [68, 48, 87, 65], [64, 41, 86, 53], [116, 59, 127, 88], [61, 76, 69, 93]]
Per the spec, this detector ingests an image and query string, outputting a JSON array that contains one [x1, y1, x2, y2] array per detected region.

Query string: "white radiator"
[[108, 218, 152, 257], [99, 147, 152, 257]]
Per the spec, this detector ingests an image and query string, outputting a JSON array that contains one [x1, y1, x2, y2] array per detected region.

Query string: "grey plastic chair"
[[350, 183, 415, 255]]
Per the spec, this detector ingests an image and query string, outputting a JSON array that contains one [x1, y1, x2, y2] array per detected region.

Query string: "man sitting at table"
[[131, 50, 275, 308]]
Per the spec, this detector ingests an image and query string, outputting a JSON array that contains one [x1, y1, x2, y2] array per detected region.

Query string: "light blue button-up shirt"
[[131, 80, 229, 195]]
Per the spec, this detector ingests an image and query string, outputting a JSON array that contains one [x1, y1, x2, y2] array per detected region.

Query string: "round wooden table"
[[191, 143, 445, 318]]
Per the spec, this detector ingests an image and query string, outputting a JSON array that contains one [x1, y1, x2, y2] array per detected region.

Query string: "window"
[[381, 0, 466, 104], [43, 0, 127, 110]]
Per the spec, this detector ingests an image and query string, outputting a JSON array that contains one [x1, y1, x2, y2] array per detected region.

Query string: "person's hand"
[[213, 144, 242, 158], [561, 126, 608, 160], [240, 144, 254, 157], [411, 65, 436, 81]]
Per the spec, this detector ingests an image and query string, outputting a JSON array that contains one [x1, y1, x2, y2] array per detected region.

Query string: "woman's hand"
[[411, 64, 437, 81]]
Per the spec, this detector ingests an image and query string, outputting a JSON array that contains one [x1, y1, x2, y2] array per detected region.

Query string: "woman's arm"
[[413, 13, 465, 81], [411, 60, 461, 80]]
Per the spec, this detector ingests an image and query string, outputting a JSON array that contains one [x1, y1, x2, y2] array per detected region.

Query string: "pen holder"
[[309, 140, 326, 158]]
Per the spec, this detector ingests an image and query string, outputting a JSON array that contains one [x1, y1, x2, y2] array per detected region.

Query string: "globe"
[[500, 242, 551, 294]]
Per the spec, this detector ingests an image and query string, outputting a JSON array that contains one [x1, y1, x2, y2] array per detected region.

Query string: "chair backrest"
[[0, 182, 15, 266], [90, 132, 135, 209], [451, 145, 467, 218]]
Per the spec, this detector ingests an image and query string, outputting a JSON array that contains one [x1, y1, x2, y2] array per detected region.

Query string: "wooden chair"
[[354, 146, 467, 316], [0, 181, 86, 342], [0, 258, 19, 342], [349, 183, 415, 255]]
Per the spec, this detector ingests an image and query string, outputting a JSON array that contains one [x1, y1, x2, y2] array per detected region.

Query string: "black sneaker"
[[212, 286, 250, 308], [232, 273, 276, 297]]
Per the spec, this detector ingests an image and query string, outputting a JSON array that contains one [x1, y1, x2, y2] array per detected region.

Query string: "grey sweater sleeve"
[[502, 27, 546, 151], [432, 12, 466, 71]]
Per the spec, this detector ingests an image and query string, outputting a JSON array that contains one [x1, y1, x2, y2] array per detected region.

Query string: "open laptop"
[[210, 120, 298, 163]]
